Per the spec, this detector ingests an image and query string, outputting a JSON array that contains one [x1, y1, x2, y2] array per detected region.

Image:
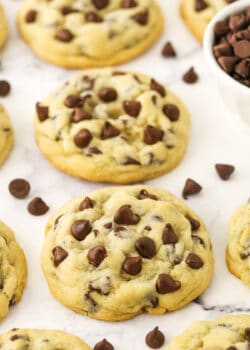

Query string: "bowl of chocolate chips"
[[204, 0, 250, 128]]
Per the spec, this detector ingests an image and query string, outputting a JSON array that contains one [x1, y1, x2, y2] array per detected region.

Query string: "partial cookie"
[[180, 0, 238, 42], [35, 68, 190, 184], [0, 220, 27, 322], [42, 185, 214, 321], [0, 4, 8, 48], [0, 105, 14, 166], [227, 200, 250, 287], [0, 329, 91, 349], [167, 314, 250, 350], [17, 0, 163, 68]]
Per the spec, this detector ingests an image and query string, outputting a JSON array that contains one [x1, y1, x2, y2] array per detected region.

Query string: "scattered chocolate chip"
[[52, 246, 68, 267], [135, 237, 156, 259], [185, 253, 204, 269], [0, 80, 11, 97], [123, 100, 141, 117], [25, 10, 37, 23], [124, 157, 141, 165], [27, 197, 49, 216], [195, 0, 208, 11], [162, 41, 176, 57], [9, 179, 30, 199], [101, 121, 120, 139], [36, 102, 49, 122], [55, 28, 74, 42], [156, 274, 181, 294], [94, 339, 114, 350], [182, 178, 202, 200], [162, 224, 178, 244], [121, 0, 137, 8], [114, 205, 140, 225], [79, 197, 95, 210], [146, 327, 165, 349], [131, 9, 149, 25], [98, 87, 117, 102], [150, 79, 166, 97], [122, 256, 142, 275], [144, 125, 164, 145], [215, 163, 235, 180], [138, 189, 158, 200], [71, 220, 92, 241], [92, 0, 109, 10], [186, 215, 201, 231], [182, 67, 198, 84], [88, 246, 107, 267], [85, 11, 103, 22], [74, 129, 93, 148], [162, 104, 180, 121]]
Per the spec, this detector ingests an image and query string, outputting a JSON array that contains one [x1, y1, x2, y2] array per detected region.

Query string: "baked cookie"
[[167, 314, 250, 350], [227, 200, 250, 287], [0, 220, 27, 322], [0, 105, 14, 166], [0, 329, 91, 349], [17, 0, 163, 68], [180, 0, 238, 42], [34, 68, 190, 184], [0, 4, 8, 49], [42, 185, 214, 321]]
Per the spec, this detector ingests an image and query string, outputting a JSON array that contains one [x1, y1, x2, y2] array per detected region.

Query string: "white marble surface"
[[0, 0, 250, 348]]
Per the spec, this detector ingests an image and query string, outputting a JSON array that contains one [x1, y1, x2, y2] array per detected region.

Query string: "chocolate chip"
[[226, 347, 237, 350], [245, 328, 250, 341], [104, 222, 112, 229], [150, 79, 166, 97], [61, 6, 79, 15], [218, 56, 239, 73], [182, 178, 202, 199], [88, 246, 107, 267], [123, 100, 141, 117], [94, 339, 114, 350], [52, 246, 68, 267], [162, 41, 176, 57], [85, 12, 103, 22], [114, 205, 140, 225], [122, 256, 142, 275], [124, 157, 141, 165], [101, 122, 120, 139], [138, 189, 158, 200], [65, 95, 83, 108], [71, 220, 92, 241], [233, 40, 250, 58], [9, 179, 30, 199], [121, 0, 137, 8], [229, 14, 246, 32], [162, 104, 180, 121], [215, 163, 235, 180], [144, 125, 164, 145], [0, 80, 11, 97], [192, 235, 205, 247], [79, 197, 95, 210], [135, 237, 156, 259], [36, 103, 49, 122], [162, 224, 178, 244], [88, 147, 102, 155], [186, 215, 201, 231], [25, 10, 37, 23], [54, 215, 63, 230], [98, 87, 117, 102], [55, 28, 74, 42], [214, 20, 230, 38], [74, 129, 93, 148], [92, 0, 109, 10], [145, 327, 165, 349], [156, 274, 181, 294], [235, 58, 250, 77], [131, 10, 148, 25], [195, 0, 208, 11], [186, 252, 204, 269], [182, 67, 198, 84], [213, 43, 233, 59], [240, 252, 250, 260], [27, 197, 49, 216], [71, 108, 92, 122]]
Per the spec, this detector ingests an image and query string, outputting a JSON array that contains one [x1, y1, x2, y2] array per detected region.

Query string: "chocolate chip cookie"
[[227, 200, 250, 287], [0, 105, 14, 166], [35, 68, 190, 183], [42, 185, 214, 321], [0, 220, 27, 322], [0, 4, 8, 49], [0, 329, 91, 349], [167, 314, 250, 350], [180, 0, 238, 42], [17, 0, 163, 68]]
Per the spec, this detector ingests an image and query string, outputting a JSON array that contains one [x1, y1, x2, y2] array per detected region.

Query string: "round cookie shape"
[[227, 200, 250, 287], [180, 0, 238, 42], [42, 185, 214, 321], [167, 314, 250, 350], [0, 329, 91, 349], [0, 5, 8, 49], [0, 220, 27, 322], [34, 68, 190, 184], [17, 0, 164, 68], [0, 105, 13, 166]]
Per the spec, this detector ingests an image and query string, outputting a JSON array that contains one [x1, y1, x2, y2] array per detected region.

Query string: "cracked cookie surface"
[[0, 105, 14, 166], [35, 68, 190, 184], [167, 314, 250, 350], [42, 185, 214, 321], [0, 5, 8, 48], [0, 220, 27, 322], [0, 329, 91, 349], [180, 0, 238, 42], [227, 200, 250, 288], [17, 0, 163, 68]]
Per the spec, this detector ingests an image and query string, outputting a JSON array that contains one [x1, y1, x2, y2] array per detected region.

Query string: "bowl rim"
[[203, 0, 250, 94]]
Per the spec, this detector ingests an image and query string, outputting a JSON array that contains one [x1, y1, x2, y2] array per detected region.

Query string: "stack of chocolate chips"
[[213, 6, 250, 87]]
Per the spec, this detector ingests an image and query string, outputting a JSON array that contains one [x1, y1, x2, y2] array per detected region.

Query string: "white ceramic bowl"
[[204, 0, 250, 129]]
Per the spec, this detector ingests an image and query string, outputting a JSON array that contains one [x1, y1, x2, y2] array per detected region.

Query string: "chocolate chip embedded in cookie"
[[17, 0, 164, 68], [34, 68, 190, 184], [41, 185, 214, 321], [0, 105, 14, 166]]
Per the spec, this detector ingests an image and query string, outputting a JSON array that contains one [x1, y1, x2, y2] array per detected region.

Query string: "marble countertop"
[[0, 0, 250, 348]]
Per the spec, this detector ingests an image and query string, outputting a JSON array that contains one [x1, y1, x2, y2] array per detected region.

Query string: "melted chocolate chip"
[[124, 157, 141, 165], [88, 246, 107, 267], [144, 125, 164, 145], [150, 79, 166, 97], [52, 246, 68, 267], [27, 197, 49, 216], [114, 205, 140, 225], [182, 178, 202, 199], [65, 95, 83, 108], [74, 129, 93, 148], [55, 28, 74, 42], [185, 253, 204, 269], [61, 6, 79, 15], [9, 179, 30, 199], [36, 103, 49, 122], [162, 104, 180, 121], [98, 87, 117, 102], [195, 0, 208, 11], [135, 237, 156, 259], [71, 220, 92, 241], [92, 0, 109, 10], [215, 164, 235, 180], [162, 224, 178, 244], [131, 9, 149, 25], [88, 147, 102, 155], [25, 10, 37, 23], [71, 108, 92, 122], [156, 274, 181, 294], [85, 12, 103, 22], [122, 256, 142, 275], [123, 100, 141, 117], [101, 121, 120, 139], [121, 0, 137, 8], [79, 197, 95, 210], [186, 215, 201, 231], [138, 189, 158, 200], [245, 327, 250, 341], [145, 327, 165, 349]]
